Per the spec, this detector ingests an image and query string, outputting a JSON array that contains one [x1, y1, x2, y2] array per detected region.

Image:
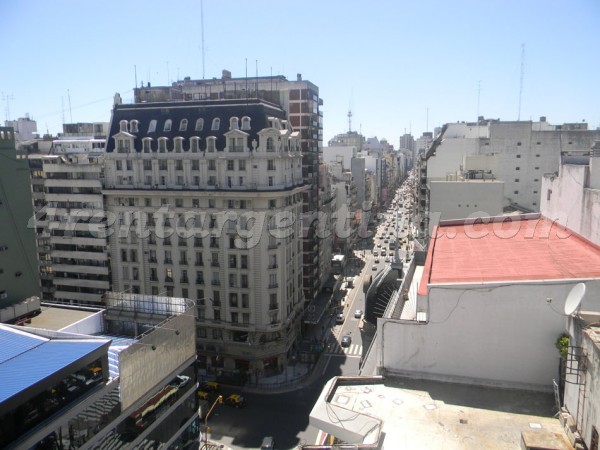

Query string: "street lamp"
[[202, 395, 223, 449]]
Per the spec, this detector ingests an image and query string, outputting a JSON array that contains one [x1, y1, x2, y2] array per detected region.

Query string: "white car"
[[372, 265, 378, 271]]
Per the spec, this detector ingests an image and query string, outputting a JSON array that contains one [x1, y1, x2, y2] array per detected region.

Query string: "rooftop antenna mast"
[[518, 43, 525, 121], [348, 109, 352, 132], [1, 92, 14, 121], [201, 0, 205, 79], [67, 89, 73, 123]]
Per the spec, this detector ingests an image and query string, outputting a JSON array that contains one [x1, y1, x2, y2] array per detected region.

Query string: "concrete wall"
[[541, 164, 600, 246], [322, 146, 357, 170], [380, 281, 600, 390], [429, 180, 504, 222], [426, 137, 480, 180]]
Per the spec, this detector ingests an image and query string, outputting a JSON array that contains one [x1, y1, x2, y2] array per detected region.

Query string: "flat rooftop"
[[27, 304, 100, 331], [310, 376, 570, 449], [420, 215, 600, 293]]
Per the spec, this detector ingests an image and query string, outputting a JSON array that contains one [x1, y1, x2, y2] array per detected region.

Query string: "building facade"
[[0, 127, 40, 322], [104, 98, 307, 375]]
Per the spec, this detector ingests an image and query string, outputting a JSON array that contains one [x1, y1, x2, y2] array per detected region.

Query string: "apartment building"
[[103, 98, 308, 375], [133, 70, 326, 302], [29, 153, 109, 305], [0, 127, 40, 322]]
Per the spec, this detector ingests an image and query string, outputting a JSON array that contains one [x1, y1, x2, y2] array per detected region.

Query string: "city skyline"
[[2, 0, 600, 144]]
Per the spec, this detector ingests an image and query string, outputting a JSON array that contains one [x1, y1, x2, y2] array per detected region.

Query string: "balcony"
[[180, 277, 189, 284], [196, 278, 205, 285], [268, 304, 278, 311], [268, 264, 278, 269], [211, 261, 220, 267], [211, 279, 220, 286], [195, 260, 203, 267], [268, 283, 279, 289], [165, 277, 174, 283]]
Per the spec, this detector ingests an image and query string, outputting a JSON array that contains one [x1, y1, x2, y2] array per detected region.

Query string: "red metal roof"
[[419, 216, 600, 295]]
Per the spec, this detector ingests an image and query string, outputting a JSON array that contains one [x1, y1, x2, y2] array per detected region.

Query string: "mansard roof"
[[105, 98, 286, 153]]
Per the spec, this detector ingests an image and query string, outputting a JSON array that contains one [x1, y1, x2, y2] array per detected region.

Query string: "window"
[[533, 190, 538, 194], [514, 190, 519, 194], [547, 189, 552, 200], [130, 120, 139, 133], [228, 200, 234, 209], [195, 118, 204, 131], [241, 255, 248, 269], [238, 160, 246, 171], [517, 142, 521, 146], [165, 268, 173, 282], [241, 116, 251, 131], [159, 138, 167, 153], [193, 199, 200, 208], [515, 179, 519, 182], [516, 154, 521, 158], [207, 138, 216, 152], [269, 199, 276, 209], [164, 119, 172, 131], [229, 293, 238, 307], [268, 176, 274, 186], [208, 160, 216, 170], [231, 312, 238, 323], [191, 137, 200, 153], [179, 119, 188, 131], [208, 199, 215, 208], [174, 138, 182, 153], [175, 198, 183, 207], [143, 138, 151, 153], [239, 176, 244, 186], [148, 120, 157, 133], [192, 160, 199, 170], [229, 255, 237, 268], [176, 160, 183, 170], [267, 160, 275, 170], [227, 160, 234, 170], [242, 293, 249, 308], [266, 137, 274, 151], [534, 167, 539, 170], [515, 167, 520, 171], [229, 117, 239, 130], [536, 154, 540, 157], [211, 118, 220, 131]]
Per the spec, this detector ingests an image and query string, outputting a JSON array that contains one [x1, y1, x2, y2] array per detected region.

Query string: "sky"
[[1, 0, 599, 146]]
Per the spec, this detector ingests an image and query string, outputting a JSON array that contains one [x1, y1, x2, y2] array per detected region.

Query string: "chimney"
[[297, 73, 302, 81]]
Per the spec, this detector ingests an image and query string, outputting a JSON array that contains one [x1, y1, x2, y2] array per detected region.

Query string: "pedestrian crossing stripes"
[[327, 343, 362, 357]]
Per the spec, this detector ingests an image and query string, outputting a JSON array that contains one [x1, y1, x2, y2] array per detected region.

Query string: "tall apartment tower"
[[29, 153, 109, 305], [134, 70, 325, 302], [104, 98, 307, 374], [0, 127, 40, 321]]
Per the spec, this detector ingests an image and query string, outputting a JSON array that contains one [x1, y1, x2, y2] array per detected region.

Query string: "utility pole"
[[518, 43, 525, 121]]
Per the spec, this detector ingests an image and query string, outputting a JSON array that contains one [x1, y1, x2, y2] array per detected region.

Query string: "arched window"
[[211, 118, 220, 131], [195, 118, 204, 131], [241, 116, 251, 131], [174, 137, 183, 153], [130, 120, 139, 133], [119, 120, 128, 132], [266, 137, 274, 151], [179, 119, 188, 131], [229, 117, 239, 130], [164, 119, 172, 132], [158, 138, 167, 153], [142, 138, 152, 153], [190, 137, 200, 153], [206, 137, 216, 152], [148, 120, 157, 133]]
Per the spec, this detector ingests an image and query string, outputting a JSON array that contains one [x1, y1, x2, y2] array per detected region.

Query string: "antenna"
[[348, 109, 352, 132], [166, 61, 170, 84], [67, 89, 73, 123], [134, 65, 138, 88], [518, 43, 525, 121], [426, 107, 429, 132], [477, 80, 481, 121], [201, 0, 205, 79], [564, 283, 586, 315], [1, 92, 14, 121]]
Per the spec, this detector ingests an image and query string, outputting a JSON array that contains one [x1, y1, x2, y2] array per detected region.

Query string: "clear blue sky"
[[2, 0, 599, 145]]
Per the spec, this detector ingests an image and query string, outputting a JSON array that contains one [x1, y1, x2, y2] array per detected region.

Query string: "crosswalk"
[[327, 342, 363, 357]]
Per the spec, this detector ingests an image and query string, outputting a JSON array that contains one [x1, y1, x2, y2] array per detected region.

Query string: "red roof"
[[419, 216, 600, 295]]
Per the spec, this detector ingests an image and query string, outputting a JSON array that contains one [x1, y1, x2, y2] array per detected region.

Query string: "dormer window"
[[229, 117, 239, 130], [148, 120, 157, 133], [211, 118, 220, 131], [174, 137, 183, 153], [179, 119, 188, 131], [190, 137, 200, 153], [158, 137, 167, 153], [241, 116, 251, 131], [195, 118, 204, 131], [119, 120, 128, 132], [207, 137, 216, 152], [164, 119, 172, 132], [117, 138, 131, 153], [142, 138, 152, 153], [266, 137, 274, 152], [130, 120, 139, 133]]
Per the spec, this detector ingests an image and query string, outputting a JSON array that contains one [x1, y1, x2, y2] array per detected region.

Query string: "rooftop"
[[419, 215, 600, 295], [310, 376, 570, 449]]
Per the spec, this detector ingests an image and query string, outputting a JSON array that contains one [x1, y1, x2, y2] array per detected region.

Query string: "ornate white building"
[[103, 98, 308, 375]]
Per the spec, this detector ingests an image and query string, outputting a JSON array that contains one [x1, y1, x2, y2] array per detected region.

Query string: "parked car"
[[336, 313, 344, 324], [260, 436, 275, 450], [372, 265, 378, 271], [200, 381, 220, 392], [341, 335, 352, 347], [354, 309, 363, 319], [225, 394, 247, 408]]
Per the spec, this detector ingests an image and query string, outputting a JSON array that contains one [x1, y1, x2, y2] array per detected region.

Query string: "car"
[[198, 390, 210, 400], [170, 375, 190, 389], [374, 258, 380, 263], [381, 250, 386, 257], [385, 257, 391, 263], [260, 436, 275, 450], [335, 313, 344, 324], [354, 309, 363, 319], [341, 335, 352, 347], [200, 381, 220, 392], [373, 250, 378, 256], [384, 239, 389, 244], [372, 265, 378, 271], [225, 394, 247, 408]]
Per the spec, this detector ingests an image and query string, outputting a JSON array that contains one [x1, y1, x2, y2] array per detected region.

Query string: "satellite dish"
[[564, 283, 586, 315]]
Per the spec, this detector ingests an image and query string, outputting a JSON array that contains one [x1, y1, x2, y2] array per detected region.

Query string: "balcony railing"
[[211, 280, 220, 286]]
